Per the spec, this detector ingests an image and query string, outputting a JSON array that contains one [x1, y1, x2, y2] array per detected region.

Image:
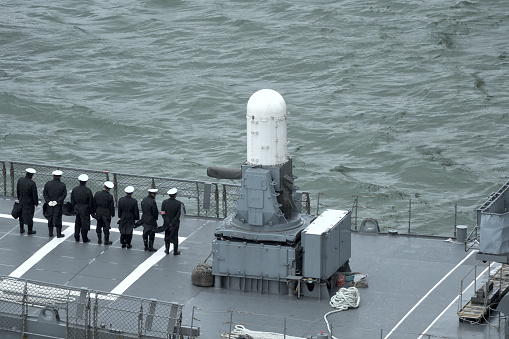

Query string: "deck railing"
[[0, 160, 312, 219], [0, 275, 184, 339]]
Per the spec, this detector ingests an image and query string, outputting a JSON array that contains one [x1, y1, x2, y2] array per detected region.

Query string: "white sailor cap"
[[78, 174, 89, 182], [26, 168, 36, 174], [167, 188, 178, 195], [104, 181, 114, 189], [52, 170, 63, 176], [148, 188, 158, 193], [125, 186, 135, 193]]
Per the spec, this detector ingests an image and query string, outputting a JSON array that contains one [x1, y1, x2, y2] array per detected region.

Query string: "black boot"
[[104, 232, 112, 245], [164, 242, 170, 254], [173, 242, 181, 255], [20, 221, 25, 234], [49, 226, 54, 237], [148, 239, 157, 252], [82, 230, 90, 243], [144, 239, 149, 251], [27, 225, 36, 235], [97, 232, 102, 244], [56, 228, 64, 238]]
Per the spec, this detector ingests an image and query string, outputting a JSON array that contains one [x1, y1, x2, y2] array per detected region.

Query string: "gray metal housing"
[[301, 209, 351, 280], [477, 180, 509, 256]]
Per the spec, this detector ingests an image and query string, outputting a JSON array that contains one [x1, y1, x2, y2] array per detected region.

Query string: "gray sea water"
[[1, 0, 508, 236]]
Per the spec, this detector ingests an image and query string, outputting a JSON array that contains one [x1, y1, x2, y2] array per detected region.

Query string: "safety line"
[[384, 249, 477, 339]]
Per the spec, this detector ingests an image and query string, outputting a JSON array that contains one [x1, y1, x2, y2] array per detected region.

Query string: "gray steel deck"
[[0, 196, 505, 338]]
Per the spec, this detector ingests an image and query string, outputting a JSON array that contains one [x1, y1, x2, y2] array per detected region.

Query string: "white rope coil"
[[222, 324, 306, 339], [324, 287, 360, 339], [329, 286, 360, 310]]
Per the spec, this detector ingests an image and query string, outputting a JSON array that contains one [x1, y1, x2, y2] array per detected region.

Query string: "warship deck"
[[0, 195, 506, 338]]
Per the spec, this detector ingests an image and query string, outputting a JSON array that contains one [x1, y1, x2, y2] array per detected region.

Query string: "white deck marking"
[[417, 262, 496, 339], [384, 249, 478, 339], [0, 213, 174, 279], [110, 236, 186, 295], [8, 223, 75, 278]]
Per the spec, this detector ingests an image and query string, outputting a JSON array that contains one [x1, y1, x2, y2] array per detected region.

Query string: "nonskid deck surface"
[[0, 196, 505, 338]]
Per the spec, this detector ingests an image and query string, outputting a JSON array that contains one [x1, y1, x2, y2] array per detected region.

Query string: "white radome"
[[246, 89, 289, 166]]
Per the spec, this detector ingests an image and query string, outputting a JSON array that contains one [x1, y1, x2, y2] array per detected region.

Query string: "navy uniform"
[[16, 168, 39, 234], [140, 188, 159, 251], [118, 186, 139, 248], [70, 174, 95, 243], [160, 188, 182, 255], [94, 181, 115, 245], [43, 170, 67, 238]]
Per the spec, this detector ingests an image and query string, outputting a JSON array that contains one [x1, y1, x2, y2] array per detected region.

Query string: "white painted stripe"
[[0, 213, 172, 279], [9, 226, 74, 278], [109, 236, 186, 295], [417, 262, 495, 339], [384, 249, 478, 339]]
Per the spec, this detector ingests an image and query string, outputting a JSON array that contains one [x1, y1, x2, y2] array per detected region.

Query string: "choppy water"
[[1, 0, 508, 236]]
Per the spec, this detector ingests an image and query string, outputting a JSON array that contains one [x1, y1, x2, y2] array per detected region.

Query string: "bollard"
[[456, 225, 468, 243]]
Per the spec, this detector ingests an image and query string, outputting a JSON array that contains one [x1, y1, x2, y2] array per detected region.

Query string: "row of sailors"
[[15, 168, 182, 255]]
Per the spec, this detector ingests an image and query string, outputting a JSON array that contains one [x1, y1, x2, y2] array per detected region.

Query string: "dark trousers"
[[96, 218, 111, 235], [74, 216, 89, 240], [19, 214, 34, 228], [142, 230, 155, 242], [120, 233, 133, 245]]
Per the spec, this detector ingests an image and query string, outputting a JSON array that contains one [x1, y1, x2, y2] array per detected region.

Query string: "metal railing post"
[[316, 193, 321, 216], [408, 198, 412, 234], [353, 195, 359, 231], [2, 161, 6, 196], [190, 306, 196, 336], [228, 310, 233, 339], [10, 162, 15, 197], [454, 203, 457, 238]]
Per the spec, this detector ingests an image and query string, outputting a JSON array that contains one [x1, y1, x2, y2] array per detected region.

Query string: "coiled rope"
[[324, 287, 360, 339]]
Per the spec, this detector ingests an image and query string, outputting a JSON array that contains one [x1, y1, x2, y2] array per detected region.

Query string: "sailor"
[[43, 170, 67, 238], [160, 188, 182, 255], [93, 181, 115, 245], [70, 174, 95, 243], [16, 168, 39, 235], [118, 186, 139, 248], [140, 188, 159, 252]]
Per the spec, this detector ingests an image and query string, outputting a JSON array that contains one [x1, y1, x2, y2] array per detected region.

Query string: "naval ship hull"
[[0, 194, 505, 338]]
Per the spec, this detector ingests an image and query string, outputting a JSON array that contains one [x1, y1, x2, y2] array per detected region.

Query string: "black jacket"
[[118, 195, 140, 234], [94, 190, 115, 219], [140, 194, 158, 231], [43, 178, 67, 223], [161, 197, 182, 243], [71, 183, 94, 230]]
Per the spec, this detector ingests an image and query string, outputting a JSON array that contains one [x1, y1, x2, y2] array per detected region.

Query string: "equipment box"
[[301, 209, 351, 279]]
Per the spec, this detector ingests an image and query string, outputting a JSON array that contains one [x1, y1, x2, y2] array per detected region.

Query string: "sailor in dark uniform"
[[160, 188, 182, 255], [43, 170, 67, 238], [70, 174, 95, 243], [16, 168, 39, 235], [93, 181, 115, 245], [140, 188, 159, 252], [118, 186, 139, 248]]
